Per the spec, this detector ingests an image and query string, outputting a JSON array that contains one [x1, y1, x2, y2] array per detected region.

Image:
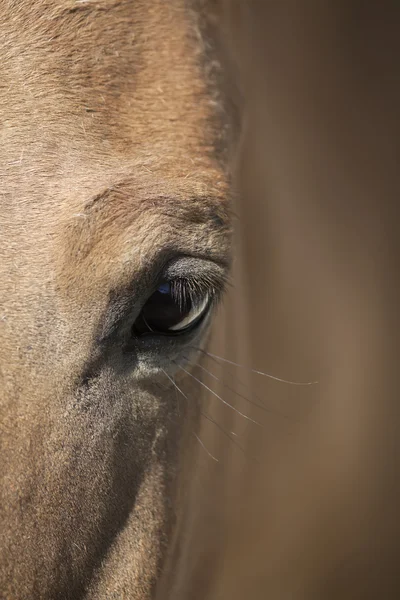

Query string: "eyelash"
[[166, 275, 224, 309]]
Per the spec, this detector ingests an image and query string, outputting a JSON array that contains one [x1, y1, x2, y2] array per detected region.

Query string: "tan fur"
[[0, 2, 232, 598]]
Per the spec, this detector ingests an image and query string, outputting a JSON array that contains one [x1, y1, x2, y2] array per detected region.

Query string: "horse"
[[0, 1, 233, 597]]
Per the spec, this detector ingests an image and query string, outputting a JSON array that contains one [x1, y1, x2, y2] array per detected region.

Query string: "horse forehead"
[[1, 0, 214, 130], [1, 0, 224, 218]]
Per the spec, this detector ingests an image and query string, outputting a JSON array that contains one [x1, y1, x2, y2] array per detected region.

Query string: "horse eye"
[[132, 282, 210, 337]]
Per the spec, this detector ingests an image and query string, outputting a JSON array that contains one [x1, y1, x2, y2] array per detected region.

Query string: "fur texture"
[[0, 1, 232, 598]]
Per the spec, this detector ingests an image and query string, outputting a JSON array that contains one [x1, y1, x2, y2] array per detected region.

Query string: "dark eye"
[[133, 281, 210, 336]]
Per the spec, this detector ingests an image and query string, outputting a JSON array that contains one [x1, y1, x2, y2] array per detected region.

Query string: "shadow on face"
[[0, 2, 233, 598]]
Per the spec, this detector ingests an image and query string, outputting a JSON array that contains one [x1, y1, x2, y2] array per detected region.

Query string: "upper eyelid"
[[161, 256, 227, 286], [166, 275, 225, 304]]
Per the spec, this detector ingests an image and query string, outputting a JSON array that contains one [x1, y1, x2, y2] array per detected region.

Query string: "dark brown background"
[[165, 3, 400, 598]]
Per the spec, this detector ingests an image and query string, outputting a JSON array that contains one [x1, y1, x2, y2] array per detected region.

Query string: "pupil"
[[141, 286, 192, 333]]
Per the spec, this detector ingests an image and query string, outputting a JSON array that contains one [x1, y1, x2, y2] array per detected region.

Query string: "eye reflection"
[[133, 281, 210, 336]]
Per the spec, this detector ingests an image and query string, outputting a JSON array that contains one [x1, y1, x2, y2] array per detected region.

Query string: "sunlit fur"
[[0, 2, 234, 598]]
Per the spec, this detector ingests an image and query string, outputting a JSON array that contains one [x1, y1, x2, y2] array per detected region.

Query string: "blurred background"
[[161, 3, 400, 598]]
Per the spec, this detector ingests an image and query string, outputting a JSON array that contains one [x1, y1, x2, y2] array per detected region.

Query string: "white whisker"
[[188, 359, 293, 421], [192, 432, 219, 462], [162, 369, 248, 456], [195, 349, 318, 386], [177, 364, 261, 427]]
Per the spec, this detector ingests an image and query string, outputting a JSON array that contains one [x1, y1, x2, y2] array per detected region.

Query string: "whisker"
[[193, 350, 281, 406], [186, 358, 293, 421], [177, 364, 261, 427], [200, 410, 247, 457], [193, 348, 318, 386], [162, 369, 247, 456], [192, 432, 219, 462], [158, 372, 181, 415], [162, 369, 184, 397], [173, 376, 181, 417]]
